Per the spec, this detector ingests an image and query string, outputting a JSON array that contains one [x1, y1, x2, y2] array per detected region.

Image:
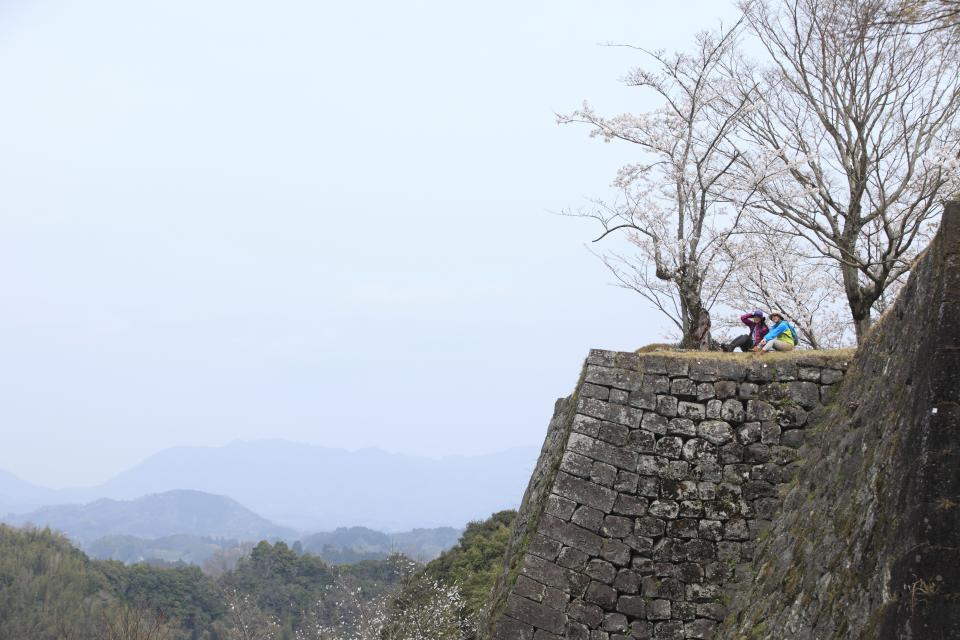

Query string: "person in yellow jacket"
[[757, 311, 799, 352]]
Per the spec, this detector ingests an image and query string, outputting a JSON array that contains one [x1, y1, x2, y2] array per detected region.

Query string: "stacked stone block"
[[490, 350, 849, 640]]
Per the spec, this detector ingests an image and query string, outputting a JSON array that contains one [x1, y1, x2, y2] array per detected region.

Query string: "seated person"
[[759, 311, 799, 352], [724, 309, 768, 352]]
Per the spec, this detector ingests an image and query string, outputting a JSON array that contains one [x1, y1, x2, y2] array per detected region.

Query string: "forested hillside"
[[0, 512, 515, 639], [383, 510, 518, 639]]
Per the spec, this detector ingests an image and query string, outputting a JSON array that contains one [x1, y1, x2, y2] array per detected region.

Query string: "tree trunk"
[[840, 259, 874, 343], [851, 307, 873, 343], [677, 278, 710, 349]]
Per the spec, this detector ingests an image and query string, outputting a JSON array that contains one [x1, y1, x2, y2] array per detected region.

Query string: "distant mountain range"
[[0, 469, 59, 514], [4, 489, 464, 566], [0, 440, 539, 531], [4, 489, 294, 543]]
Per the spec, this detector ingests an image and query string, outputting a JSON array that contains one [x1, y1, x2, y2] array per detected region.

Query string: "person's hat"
[[752, 309, 764, 317], [770, 311, 785, 320]]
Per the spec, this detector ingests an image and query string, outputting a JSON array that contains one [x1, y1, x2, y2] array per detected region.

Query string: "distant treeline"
[[82, 524, 463, 568]]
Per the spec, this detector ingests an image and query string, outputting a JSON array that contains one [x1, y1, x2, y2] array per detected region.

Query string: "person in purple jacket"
[[723, 309, 769, 352]]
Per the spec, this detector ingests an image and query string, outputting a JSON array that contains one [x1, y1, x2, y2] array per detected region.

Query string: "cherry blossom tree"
[[222, 589, 281, 640], [380, 577, 472, 640], [292, 556, 472, 640], [733, 0, 960, 342], [559, 24, 758, 347], [721, 221, 854, 349]]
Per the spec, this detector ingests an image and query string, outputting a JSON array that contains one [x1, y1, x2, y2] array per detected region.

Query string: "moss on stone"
[[632, 348, 856, 362], [479, 362, 587, 638]]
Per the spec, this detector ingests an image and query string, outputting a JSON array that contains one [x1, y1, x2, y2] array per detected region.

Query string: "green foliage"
[[221, 540, 336, 627], [0, 524, 109, 639], [0, 524, 417, 639], [218, 541, 411, 634], [384, 510, 518, 638], [0, 520, 494, 639], [339, 555, 415, 601], [99, 560, 225, 632], [422, 510, 517, 616], [0, 525, 182, 639]]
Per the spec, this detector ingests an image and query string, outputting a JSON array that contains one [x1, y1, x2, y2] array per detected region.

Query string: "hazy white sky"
[[0, 0, 740, 487]]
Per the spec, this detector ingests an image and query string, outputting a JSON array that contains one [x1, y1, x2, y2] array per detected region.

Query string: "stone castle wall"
[[484, 201, 960, 640], [483, 349, 851, 640], [715, 202, 960, 639]]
